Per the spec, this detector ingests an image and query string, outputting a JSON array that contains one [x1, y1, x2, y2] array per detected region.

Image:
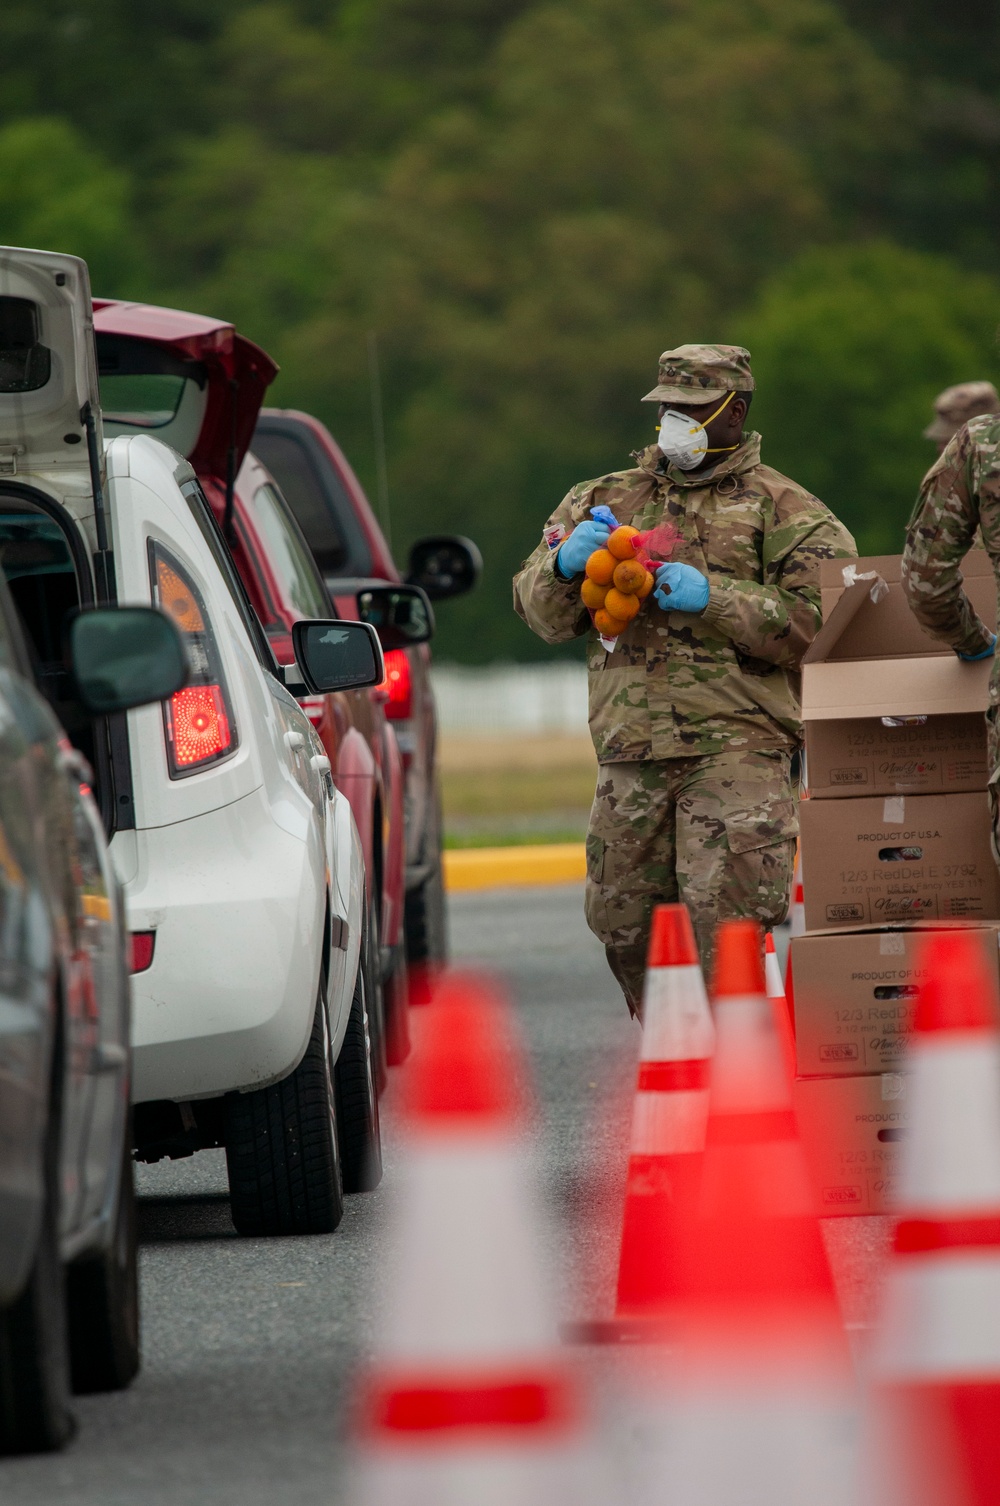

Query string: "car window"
[[252, 425, 372, 576], [180, 480, 279, 675], [245, 482, 331, 621]]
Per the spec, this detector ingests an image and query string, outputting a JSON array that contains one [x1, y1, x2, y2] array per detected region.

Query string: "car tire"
[[335, 939, 383, 1194], [405, 785, 448, 966], [225, 989, 345, 1237], [66, 1128, 140, 1394], [0, 1071, 75, 1454]]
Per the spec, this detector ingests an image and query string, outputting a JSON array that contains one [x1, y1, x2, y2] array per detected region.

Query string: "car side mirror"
[[70, 607, 189, 716], [356, 584, 435, 650], [406, 535, 481, 601], [291, 619, 385, 695]]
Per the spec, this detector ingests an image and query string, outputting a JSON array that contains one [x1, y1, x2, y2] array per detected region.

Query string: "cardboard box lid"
[[801, 654, 991, 720], [808, 551, 996, 665]]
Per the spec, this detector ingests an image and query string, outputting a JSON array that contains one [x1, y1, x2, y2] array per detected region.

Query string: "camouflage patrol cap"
[[924, 381, 1000, 442], [642, 343, 755, 404]]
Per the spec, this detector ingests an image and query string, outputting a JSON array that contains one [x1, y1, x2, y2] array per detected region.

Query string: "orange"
[[594, 608, 628, 637], [604, 587, 641, 621], [607, 525, 641, 560], [613, 558, 647, 594], [584, 548, 617, 586], [636, 570, 655, 600], [581, 577, 609, 610]]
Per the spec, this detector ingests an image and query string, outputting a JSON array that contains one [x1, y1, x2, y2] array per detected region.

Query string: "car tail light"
[[380, 649, 412, 720], [130, 932, 155, 973], [168, 685, 232, 767], [298, 695, 326, 729], [149, 542, 238, 777]]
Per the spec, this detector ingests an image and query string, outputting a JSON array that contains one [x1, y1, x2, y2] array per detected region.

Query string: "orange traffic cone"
[[765, 930, 796, 1079], [615, 904, 713, 1316], [567, 904, 714, 1342], [352, 972, 608, 1504], [636, 919, 857, 1505], [866, 929, 1000, 1506]]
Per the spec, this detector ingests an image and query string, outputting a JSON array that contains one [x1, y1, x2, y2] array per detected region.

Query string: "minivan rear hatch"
[[92, 300, 278, 488]]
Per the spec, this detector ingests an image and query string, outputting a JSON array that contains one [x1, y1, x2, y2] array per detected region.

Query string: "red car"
[[252, 409, 480, 971], [91, 300, 413, 1066]]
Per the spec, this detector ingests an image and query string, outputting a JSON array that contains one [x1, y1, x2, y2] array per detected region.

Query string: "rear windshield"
[[251, 422, 372, 578], [97, 334, 207, 459]]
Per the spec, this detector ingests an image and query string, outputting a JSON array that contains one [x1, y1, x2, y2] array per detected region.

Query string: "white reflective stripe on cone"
[[377, 1137, 555, 1365], [631, 1088, 710, 1156], [640, 963, 714, 1063], [872, 1256, 1000, 1379], [899, 1037, 1000, 1208]]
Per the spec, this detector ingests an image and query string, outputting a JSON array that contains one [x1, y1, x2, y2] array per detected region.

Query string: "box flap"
[[793, 919, 1000, 939], [816, 551, 996, 662], [802, 654, 992, 720], [802, 569, 888, 665]]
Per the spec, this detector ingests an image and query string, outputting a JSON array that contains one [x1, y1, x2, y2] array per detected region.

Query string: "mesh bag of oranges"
[[581, 512, 680, 645]]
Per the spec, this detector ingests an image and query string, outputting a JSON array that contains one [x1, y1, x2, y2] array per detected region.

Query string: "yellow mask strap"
[[702, 390, 738, 453]]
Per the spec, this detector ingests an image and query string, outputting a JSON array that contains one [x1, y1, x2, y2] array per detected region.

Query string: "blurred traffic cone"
[[765, 931, 796, 1080], [573, 905, 713, 1342], [352, 971, 607, 1505], [866, 929, 1000, 1506], [637, 919, 857, 1505]]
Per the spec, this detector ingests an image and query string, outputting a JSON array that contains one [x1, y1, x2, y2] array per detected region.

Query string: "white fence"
[[430, 661, 589, 737]]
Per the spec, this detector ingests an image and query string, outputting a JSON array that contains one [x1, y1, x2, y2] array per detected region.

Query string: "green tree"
[[733, 241, 1000, 555], [0, 117, 144, 294]]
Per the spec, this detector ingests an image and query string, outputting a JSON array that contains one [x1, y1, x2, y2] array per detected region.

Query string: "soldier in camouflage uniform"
[[902, 417, 1000, 851], [924, 382, 1000, 456], [513, 345, 856, 1012]]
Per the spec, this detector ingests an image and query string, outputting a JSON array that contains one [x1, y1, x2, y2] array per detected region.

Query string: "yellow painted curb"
[[444, 843, 586, 892]]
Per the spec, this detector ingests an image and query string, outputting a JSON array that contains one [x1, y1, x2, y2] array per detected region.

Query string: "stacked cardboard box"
[[791, 552, 1000, 1214]]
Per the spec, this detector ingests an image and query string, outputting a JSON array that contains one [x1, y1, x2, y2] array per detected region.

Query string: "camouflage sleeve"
[[900, 429, 994, 656], [512, 487, 592, 645], [700, 500, 856, 668]]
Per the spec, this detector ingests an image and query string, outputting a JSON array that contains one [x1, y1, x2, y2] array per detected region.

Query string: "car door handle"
[[284, 730, 305, 752], [91, 1042, 127, 1073]]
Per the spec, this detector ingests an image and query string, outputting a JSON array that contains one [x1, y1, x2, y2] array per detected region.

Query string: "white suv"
[[0, 246, 382, 1235]]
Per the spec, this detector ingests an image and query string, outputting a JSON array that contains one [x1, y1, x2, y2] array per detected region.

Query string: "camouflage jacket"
[[513, 435, 856, 761], [902, 417, 999, 672]]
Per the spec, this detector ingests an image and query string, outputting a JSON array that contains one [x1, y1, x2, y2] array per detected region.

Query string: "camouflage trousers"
[[584, 749, 798, 1015]]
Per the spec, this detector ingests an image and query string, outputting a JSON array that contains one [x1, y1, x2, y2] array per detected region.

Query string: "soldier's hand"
[[556, 520, 611, 579], [653, 561, 710, 614]]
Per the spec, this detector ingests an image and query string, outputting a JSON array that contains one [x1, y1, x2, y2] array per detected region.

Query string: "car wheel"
[[405, 784, 448, 966], [66, 1128, 140, 1394], [0, 1077, 75, 1454], [335, 937, 383, 1194], [225, 989, 345, 1237]]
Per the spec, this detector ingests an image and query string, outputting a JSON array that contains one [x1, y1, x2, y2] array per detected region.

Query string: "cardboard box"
[[805, 712, 988, 798], [799, 791, 1000, 929], [789, 923, 1000, 1076], [793, 1073, 911, 1216]]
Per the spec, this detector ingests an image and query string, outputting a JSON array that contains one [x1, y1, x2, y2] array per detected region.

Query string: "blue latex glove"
[[589, 504, 619, 529], [959, 633, 997, 661], [556, 519, 611, 579], [654, 561, 710, 614]]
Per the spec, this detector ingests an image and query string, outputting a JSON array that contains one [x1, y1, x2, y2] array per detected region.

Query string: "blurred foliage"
[[735, 244, 1000, 555], [0, 0, 996, 658]]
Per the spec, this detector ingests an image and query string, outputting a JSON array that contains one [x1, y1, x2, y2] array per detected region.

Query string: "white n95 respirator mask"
[[657, 391, 736, 470]]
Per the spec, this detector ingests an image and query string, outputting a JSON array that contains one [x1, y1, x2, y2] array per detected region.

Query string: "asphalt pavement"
[[1, 884, 886, 1504]]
